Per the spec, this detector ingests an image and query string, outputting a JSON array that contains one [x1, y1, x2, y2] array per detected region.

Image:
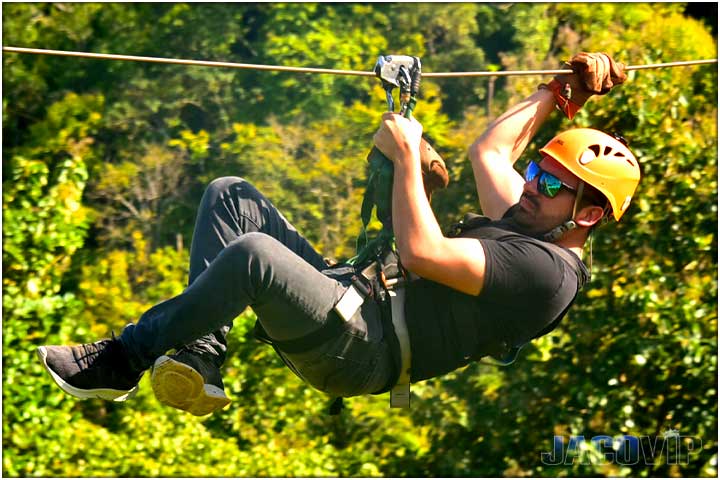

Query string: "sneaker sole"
[[36, 346, 139, 402], [151, 355, 230, 416]]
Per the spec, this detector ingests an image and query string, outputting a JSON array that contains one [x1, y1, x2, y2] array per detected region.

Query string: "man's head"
[[511, 128, 641, 241]]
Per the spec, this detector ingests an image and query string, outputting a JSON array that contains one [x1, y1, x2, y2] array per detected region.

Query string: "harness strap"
[[357, 259, 412, 408], [254, 257, 413, 409], [329, 279, 414, 410], [388, 288, 411, 408]]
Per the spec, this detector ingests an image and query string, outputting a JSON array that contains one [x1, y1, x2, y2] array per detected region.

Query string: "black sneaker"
[[37, 336, 144, 401], [151, 348, 230, 416]]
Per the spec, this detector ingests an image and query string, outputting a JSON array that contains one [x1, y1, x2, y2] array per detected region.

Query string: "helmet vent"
[[580, 148, 599, 165], [604, 146, 613, 155], [588, 144, 601, 156]]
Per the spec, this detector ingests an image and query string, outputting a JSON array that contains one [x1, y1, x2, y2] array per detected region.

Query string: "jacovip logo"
[[541, 429, 702, 466]]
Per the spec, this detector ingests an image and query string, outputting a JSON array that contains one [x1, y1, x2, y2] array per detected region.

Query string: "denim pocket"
[[303, 333, 376, 396], [284, 298, 388, 397]]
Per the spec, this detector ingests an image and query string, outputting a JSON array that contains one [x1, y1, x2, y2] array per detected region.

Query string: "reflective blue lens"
[[524, 161, 567, 198], [539, 173, 562, 197], [524, 161, 541, 182]]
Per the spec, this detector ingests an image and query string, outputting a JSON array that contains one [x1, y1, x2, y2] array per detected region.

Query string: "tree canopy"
[[2, 3, 717, 477]]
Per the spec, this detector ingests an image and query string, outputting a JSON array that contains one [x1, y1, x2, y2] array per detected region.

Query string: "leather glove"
[[419, 137, 449, 199], [568, 52, 627, 94], [544, 52, 626, 119]]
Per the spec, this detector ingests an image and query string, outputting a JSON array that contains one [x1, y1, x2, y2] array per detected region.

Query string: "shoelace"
[[74, 333, 118, 368], [176, 344, 207, 356]]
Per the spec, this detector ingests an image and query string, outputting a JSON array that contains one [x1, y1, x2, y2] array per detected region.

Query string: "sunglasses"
[[524, 161, 578, 198]]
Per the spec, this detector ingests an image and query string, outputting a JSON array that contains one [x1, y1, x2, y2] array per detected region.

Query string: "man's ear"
[[575, 205, 605, 227]]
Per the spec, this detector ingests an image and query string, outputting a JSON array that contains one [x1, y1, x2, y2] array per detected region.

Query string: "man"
[[38, 52, 640, 416]]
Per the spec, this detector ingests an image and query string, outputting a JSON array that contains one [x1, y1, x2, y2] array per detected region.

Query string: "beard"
[[506, 193, 571, 239], [506, 195, 545, 237]]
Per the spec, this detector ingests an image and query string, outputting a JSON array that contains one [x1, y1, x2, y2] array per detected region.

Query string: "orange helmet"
[[540, 128, 641, 221]]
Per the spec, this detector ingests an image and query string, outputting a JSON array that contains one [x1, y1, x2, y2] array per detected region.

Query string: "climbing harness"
[[343, 55, 422, 409], [331, 248, 412, 409], [350, 55, 421, 268], [253, 55, 423, 411], [367, 55, 421, 409]]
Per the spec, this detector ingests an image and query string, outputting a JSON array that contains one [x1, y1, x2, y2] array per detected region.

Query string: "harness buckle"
[[380, 271, 405, 290], [334, 284, 366, 322], [390, 383, 410, 408]]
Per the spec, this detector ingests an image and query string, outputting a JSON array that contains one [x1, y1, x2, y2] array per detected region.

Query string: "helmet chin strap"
[[542, 182, 585, 242]]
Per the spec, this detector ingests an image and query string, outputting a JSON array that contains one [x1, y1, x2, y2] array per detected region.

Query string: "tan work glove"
[[545, 52, 627, 119], [569, 52, 627, 94], [419, 137, 449, 199]]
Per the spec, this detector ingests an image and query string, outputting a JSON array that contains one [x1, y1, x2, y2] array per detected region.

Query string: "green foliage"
[[88, 144, 192, 248], [2, 3, 716, 477], [77, 230, 189, 336], [2, 92, 100, 476]]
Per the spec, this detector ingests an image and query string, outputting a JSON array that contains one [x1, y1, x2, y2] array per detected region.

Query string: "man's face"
[[510, 156, 580, 236]]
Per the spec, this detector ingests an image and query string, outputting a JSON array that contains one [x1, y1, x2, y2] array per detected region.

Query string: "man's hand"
[[373, 112, 449, 199], [552, 52, 627, 111], [382, 115, 486, 296], [373, 112, 423, 165]]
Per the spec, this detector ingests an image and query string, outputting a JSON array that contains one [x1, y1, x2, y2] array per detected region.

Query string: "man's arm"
[[374, 113, 487, 296], [374, 88, 558, 295], [469, 52, 628, 219], [374, 87, 558, 295], [468, 88, 556, 220]]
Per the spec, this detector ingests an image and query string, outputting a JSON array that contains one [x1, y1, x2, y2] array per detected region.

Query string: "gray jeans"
[[119, 177, 396, 397]]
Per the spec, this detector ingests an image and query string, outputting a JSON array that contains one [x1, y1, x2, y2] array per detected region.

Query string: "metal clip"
[[373, 55, 421, 116], [390, 383, 410, 408]]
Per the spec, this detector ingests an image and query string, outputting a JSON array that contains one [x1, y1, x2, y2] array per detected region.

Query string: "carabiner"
[[373, 55, 422, 117]]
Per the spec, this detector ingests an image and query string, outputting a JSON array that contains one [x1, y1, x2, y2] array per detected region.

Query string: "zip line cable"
[[2, 46, 718, 77]]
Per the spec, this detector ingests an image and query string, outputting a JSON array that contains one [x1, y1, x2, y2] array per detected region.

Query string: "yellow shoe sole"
[[151, 355, 230, 416]]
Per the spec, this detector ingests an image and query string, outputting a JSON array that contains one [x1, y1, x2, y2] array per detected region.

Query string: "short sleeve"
[[478, 236, 568, 302]]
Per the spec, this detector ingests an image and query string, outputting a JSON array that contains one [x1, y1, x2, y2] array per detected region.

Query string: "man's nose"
[[523, 176, 539, 195]]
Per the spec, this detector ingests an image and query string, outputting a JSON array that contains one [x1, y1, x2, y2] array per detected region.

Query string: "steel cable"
[[3, 46, 718, 78]]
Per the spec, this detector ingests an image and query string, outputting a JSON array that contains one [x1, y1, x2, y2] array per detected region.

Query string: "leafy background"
[[2, 3, 717, 477]]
